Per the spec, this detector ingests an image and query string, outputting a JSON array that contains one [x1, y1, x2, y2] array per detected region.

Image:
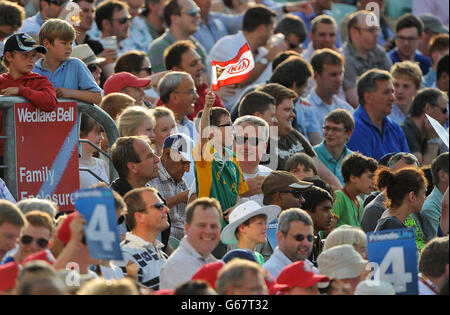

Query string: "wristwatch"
[[427, 138, 440, 144], [259, 57, 268, 65]]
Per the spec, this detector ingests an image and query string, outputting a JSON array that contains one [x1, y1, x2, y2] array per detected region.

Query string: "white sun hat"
[[220, 201, 281, 245]]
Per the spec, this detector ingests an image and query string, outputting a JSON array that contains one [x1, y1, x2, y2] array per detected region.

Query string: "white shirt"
[[240, 165, 273, 206], [263, 246, 318, 279], [79, 158, 109, 188], [159, 237, 218, 290], [114, 232, 167, 290]]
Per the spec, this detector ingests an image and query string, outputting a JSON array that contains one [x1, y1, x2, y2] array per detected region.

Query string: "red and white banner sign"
[[15, 102, 80, 211], [211, 43, 255, 91]]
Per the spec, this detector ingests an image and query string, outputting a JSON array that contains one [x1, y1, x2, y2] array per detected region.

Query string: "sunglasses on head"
[[234, 135, 264, 146], [182, 7, 200, 18], [279, 190, 303, 199], [20, 235, 49, 248], [291, 233, 314, 242]]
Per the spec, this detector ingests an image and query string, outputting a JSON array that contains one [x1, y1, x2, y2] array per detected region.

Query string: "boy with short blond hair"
[[33, 19, 102, 104]]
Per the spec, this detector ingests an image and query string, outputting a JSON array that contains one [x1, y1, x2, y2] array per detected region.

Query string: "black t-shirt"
[[375, 216, 407, 231], [277, 129, 316, 170], [401, 117, 424, 155]]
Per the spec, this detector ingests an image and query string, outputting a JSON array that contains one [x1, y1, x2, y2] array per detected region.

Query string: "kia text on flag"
[[15, 102, 80, 211], [211, 43, 255, 91]]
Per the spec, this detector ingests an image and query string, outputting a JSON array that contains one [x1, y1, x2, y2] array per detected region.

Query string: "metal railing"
[[0, 96, 119, 200]]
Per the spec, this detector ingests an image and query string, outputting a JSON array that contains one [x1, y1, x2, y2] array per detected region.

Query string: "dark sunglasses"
[[288, 42, 302, 50], [234, 135, 264, 146], [181, 7, 200, 18], [87, 63, 99, 72], [20, 235, 49, 248], [49, 0, 66, 6], [114, 17, 132, 24], [279, 190, 303, 200], [218, 122, 232, 127], [139, 201, 165, 212], [139, 67, 152, 75], [291, 233, 314, 243]]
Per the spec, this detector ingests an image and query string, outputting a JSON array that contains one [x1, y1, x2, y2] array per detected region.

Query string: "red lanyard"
[[342, 188, 361, 222], [419, 275, 439, 294]]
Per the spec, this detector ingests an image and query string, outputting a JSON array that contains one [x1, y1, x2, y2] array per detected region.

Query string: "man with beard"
[[263, 208, 316, 278]]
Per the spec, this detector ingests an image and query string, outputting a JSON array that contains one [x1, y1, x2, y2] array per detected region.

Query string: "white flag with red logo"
[[211, 43, 255, 91]]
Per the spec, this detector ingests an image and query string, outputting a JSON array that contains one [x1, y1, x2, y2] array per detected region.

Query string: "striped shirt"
[[148, 162, 188, 240], [114, 233, 167, 290]]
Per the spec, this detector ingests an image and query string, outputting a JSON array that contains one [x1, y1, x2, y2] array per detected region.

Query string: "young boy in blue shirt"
[[33, 19, 102, 104]]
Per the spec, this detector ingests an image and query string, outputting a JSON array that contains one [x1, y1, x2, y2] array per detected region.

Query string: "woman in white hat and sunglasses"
[[221, 201, 280, 265]]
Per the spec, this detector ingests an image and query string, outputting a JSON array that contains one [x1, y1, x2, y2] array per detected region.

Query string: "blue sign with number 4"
[[74, 188, 123, 261], [367, 228, 418, 295]]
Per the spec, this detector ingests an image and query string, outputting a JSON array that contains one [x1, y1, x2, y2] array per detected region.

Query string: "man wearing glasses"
[[263, 208, 316, 279], [19, 0, 68, 37], [342, 10, 392, 108], [148, 0, 206, 73], [401, 88, 449, 166], [256, 171, 312, 262], [114, 187, 169, 290], [389, 14, 432, 76], [313, 109, 354, 187]]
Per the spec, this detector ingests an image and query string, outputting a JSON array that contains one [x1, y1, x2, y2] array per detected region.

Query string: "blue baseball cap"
[[222, 249, 258, 264], [163, 133, 194, 162]]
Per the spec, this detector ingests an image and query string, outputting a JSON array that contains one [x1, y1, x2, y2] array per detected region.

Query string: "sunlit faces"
[[393, 75, 418, 109], [184, 206, 221, 258], [275, 98, 296, 136], [153, 115, 177, 154], [133, 116, 156, 144], [179, 48, 204, 87], [110, 8, 132, 41], [178, 0, 201, 35], [0, 222, 22, 259], [173, 76, 198, 117], [290, 164, 315, 180], [428, 95, 449, 126], [238, 215, 268, 244], [5, 50, 41, 75], [323, 120, 351, 148], [315, 63, 343, 95], [234, 123, 268, 163], [77, 0, 95, 31], [18, 225, 52, 260], [122, 86, 146, 106], [367, 79, 395, 117], [278, 221, 314, 262], [395, 27, 420, 60], [312, 22, 337, 50], [138, 190, 170, 232], [308, 199, 334, 232], [351, 170, 375, 195], [131, 139, 160, 181], [44, 38, 73, 62]]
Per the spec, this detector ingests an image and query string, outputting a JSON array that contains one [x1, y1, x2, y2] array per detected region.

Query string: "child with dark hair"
[[302, 186, 334, 265], [331, 152, 378, 228], [285, 152, 318, 180], [79, 113, 108, 188]]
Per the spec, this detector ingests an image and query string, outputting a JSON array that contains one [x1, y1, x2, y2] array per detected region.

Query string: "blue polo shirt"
[[313, 141, 353, 186], [33, 57, 101, 92], [388, 49, 432, 76], [347, 106, 410, 161]]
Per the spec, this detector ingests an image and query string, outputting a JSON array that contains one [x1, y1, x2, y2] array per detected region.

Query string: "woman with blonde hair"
[[117, 106, 156, 144], [323, 224, 367, 259]]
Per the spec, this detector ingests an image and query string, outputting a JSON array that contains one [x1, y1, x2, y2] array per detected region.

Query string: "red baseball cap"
[[57, 212, 77, 245], [22, 249, 56, 266], [103, 72, 151, 95], [0, 262, 19, 292], [191, 262, 224, 289], [276, 261, 329, 291]]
